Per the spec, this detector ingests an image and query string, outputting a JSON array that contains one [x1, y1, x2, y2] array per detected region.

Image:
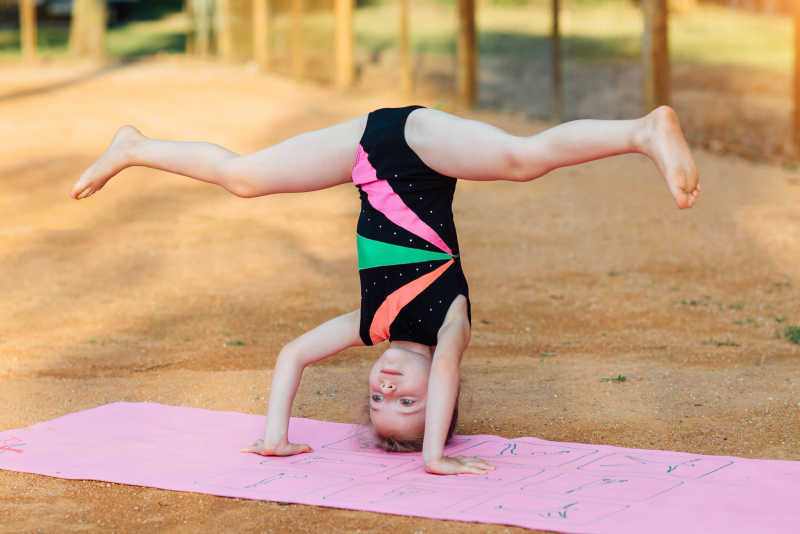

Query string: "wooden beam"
[[551, 0, 563, 121], [253, 0, 271, 71], [794, 0, 800, 157], [184, 0, 194, 55], [216, 0, 234, 61], [19, 0, 37, 62], [457, 0, 477, 108], [194, 0, 212, 58], [334, 0, 354, 89], [291, 0, 305, 80], [399, 0, 412, 95], [641, 0, 670, 113]]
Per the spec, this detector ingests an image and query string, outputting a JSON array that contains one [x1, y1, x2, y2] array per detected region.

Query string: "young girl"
[[71, 104, 700, 476]]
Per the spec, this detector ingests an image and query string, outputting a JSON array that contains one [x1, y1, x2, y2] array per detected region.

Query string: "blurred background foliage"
[[0, 0, 793, 163]]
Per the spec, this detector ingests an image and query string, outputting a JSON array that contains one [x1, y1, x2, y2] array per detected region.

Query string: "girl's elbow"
[[505, 139, 548, 182], [504, 143, 529, 182]]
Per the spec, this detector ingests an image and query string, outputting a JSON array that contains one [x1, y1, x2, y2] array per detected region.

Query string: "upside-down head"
[[367, 346, 458, 452]]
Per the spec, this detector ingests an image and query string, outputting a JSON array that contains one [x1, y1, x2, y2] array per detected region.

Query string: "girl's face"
[[368, 347, 431, 440]]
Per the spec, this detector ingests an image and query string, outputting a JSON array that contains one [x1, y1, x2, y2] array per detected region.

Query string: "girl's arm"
[[242, 309, 362, 456], [422, 296, 494, 475]]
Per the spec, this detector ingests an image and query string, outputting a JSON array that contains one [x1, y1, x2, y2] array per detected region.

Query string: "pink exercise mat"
[[1, 402, 798, 533]]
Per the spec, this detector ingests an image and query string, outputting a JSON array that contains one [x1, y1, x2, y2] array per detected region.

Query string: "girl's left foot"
[[71, 124, 145, 200], [636, 105, 700, 209]]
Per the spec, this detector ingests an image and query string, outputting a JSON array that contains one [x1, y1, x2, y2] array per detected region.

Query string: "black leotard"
[[352, 105, 471, 347]]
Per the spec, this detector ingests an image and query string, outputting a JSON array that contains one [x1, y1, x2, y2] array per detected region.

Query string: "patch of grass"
[[704, 339, 741, 347], [681, 298, 709, 307], [541, 351, 557, 357], [601, 375, 627, 383], [728, 302, 745, 311], [224, 340, 246, 346], [774, 316, 787, 324], [783, 325, 800, 344]]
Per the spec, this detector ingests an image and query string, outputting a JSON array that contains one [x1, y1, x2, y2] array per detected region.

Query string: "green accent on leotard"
[[357, 233, 452, 271]]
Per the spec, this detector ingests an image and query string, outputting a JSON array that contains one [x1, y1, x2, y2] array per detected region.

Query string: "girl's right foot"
[[71, 125, 145, 200], [635, 105, 701, 209]]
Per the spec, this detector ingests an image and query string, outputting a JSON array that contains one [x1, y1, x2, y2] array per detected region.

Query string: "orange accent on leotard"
[[368, 259, 454, 344]]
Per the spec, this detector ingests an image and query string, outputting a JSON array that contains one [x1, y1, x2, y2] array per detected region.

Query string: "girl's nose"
[[380, 381, 396, 392]]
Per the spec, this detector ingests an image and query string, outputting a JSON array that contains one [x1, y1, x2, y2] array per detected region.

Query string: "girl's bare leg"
[[70, 114, 368, 200], [408, 105, 700, 209]]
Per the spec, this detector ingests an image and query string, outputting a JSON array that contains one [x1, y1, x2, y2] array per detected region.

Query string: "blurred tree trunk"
[[69, 0, 108, 60], [551, 0, 563, 122], [253, 0, 271, 71], [641, 0, 670, 112], [291, 0, 304, 79], [185, 0, 195, 54], [188, 0, 214, 57], [19, 0, 37, 62], [215, 0, 233, 60], [794, 0, 800, 157], [334, 0, 354, 89], [216, 0, 253, 62], [457, 0, 476, 108], [399, 0, 412, 95]]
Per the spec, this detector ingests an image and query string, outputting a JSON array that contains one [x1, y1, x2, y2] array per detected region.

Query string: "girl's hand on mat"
[[240, 438, 312, 457], [424, 455, 495, 475]]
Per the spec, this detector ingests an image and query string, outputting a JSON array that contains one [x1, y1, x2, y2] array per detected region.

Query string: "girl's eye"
[[371, 394, 383, 402], [400, 399, 415, 406]]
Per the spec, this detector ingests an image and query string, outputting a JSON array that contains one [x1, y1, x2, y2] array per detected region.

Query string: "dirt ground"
[[1, 55, 799, 533]]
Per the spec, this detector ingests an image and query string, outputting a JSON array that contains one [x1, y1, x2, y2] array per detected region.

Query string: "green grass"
[[783, 325, 800, 344], [704, 339, 740, 347], [0, 8, 188, 59], [0, 0, 790, 75], [601, 374, 627, 382]]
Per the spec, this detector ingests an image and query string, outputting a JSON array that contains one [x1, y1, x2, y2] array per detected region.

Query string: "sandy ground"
[[1, 55, 799, 533]]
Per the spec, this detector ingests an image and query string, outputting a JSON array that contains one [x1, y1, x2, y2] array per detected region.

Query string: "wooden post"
[[291, 0, 305, 80], [19, 0, 37, 62], [185, 0, 195, 55], [457, 0, 477, 108], [399, 0, 412, 95], [551, 0, 563, 122], [216, 0, 233, 61], [193, 0, 213, 57], [641, 0, 670, 113], [68, 0, 107, 60], [253, 0, 271, 71], [68, 0, 84, 57], [794, 0, 800, 157], [334, 0, 354, 89]]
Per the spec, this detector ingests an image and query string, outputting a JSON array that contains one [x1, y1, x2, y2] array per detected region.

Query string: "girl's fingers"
[[465, 457, 494, 469]]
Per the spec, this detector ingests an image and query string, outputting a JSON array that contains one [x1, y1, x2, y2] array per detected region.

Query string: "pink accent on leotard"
[[352, 144, 453, 255], [369, 259, 454, 344]]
